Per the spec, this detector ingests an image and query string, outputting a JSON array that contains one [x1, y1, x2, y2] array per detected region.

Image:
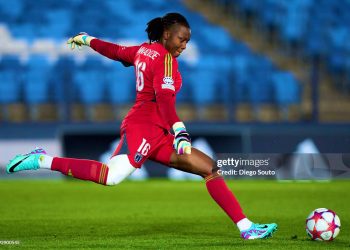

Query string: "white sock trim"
[[106, 154, 136, 185], [237, 218, 253, 231], [38, 155, 53, 169]]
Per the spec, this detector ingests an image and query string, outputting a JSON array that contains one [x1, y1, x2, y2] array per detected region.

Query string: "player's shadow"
[[113, 220, 279, 248]]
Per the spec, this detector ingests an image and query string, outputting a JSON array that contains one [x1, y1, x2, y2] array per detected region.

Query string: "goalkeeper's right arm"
[[67, 32, 139, 65]]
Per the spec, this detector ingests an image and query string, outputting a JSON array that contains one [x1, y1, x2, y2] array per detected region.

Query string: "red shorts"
[[112, 124, 175, 168]]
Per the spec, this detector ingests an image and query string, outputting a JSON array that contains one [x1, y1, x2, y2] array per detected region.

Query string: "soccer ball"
[[305, 208, 341, 241]]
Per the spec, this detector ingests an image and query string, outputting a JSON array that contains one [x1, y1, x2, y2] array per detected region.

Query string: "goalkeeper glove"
[[173, 121, 191, 155], [67, 32, 95, 50]]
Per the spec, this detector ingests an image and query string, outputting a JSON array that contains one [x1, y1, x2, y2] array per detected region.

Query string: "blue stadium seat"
[[303, 29, 328, 58], [51, 56, 75, 103], [45, 10, 72, 38], [105, 0, 134, 22], [74, 70, 106, 104], [231, 55, 251, 102], [119, 22, 150, 41], [54, 56, 75, 72], [0, 56, 23, 105], [328, 51, 347, 75], [272, 71, 300, 105], [235, 0, 262, 14], [82, 56, 105, 71], [105, 67, 135, 104], [0, 71, 22, 104], [198, 26, 234, 52], [279, 12, 307, 44], [0, 55, 22, 71], [247, 56, 274, 104], [326, 26, 348, 74], [258, 0, 282, 30], [27, 55, 51, 72], [23, 55, 52, 104], [24, 71, 51, 104], [0, 0, 23, 22], [272, 71, 301, 120], [190, 54, 232, 105], [328, 26, 348, 51], [177, 63, 194, 104], [188, 69, 218, 105], [10, 24, 36, 41], [247, 78, 273, 105]]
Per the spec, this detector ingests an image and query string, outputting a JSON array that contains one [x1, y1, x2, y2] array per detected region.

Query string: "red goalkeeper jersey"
[[90, 39, 181, 130]]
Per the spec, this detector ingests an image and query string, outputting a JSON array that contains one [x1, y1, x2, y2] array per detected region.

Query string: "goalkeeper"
[[6, 13, 277, 240]]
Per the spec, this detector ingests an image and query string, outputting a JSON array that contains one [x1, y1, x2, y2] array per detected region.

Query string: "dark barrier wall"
[[58, 123, 350, 177]]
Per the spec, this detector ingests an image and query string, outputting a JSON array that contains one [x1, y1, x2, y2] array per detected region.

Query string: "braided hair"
[[145, 13, 190, 43]]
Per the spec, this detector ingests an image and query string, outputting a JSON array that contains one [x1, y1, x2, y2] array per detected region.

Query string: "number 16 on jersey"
[[136, 60, 146, 91]]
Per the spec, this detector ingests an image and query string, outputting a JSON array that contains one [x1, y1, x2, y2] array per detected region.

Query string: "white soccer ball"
[[305, 208, 341, 241]]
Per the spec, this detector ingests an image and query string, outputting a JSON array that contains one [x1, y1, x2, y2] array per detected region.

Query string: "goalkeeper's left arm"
[[155, 91, 191, 155], [67, 32, 139, 65]]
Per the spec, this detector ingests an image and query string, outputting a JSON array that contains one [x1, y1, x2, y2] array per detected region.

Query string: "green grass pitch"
[[0, 179, 349, 249]]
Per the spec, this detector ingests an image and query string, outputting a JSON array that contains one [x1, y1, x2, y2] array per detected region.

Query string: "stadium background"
[[1, 1, 350, 248], [1, 0, 350, 179]]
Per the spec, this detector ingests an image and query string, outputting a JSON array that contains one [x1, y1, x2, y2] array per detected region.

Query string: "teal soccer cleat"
[[241, 223, 278, 240], [6, 148, 46, 174]]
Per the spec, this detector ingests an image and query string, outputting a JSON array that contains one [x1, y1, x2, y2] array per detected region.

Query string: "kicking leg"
[[170, 148, 248, 224], [169, 147, 277, 239], [6, 148, 136, 186]]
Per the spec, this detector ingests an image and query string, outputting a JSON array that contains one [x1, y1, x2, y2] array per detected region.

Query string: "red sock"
[[205, 173, 246, 224], [51, 157, 109, 185]]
